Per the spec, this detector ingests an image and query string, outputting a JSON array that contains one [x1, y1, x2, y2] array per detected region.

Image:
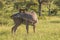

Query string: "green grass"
[[0, 16, 60, 40]]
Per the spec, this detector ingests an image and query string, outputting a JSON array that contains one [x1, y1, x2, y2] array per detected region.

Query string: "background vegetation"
[[0, 0, 60, 40]]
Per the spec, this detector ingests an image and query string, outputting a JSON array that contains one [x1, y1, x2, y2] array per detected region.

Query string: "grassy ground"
[[0, 16, 60, 40]]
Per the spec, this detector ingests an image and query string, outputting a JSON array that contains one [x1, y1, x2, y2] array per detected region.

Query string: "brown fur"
[[11, 10, 38, 34]]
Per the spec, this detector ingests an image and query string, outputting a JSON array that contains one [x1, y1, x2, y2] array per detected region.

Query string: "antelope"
[[11, 9, 38, 34]]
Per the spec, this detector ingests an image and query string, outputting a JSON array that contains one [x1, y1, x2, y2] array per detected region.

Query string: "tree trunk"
[[38, 3, 42, 16], [24, 0, 26, 3], [48, 2, 51, 16], [30, 0, 33, 2], [48, 4, 51, 16]]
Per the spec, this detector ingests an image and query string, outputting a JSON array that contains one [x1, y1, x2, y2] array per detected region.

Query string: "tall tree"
[[38, 0, 49, 16], [24, 0, 26, 3], [47, 0, 53, 16], [54, 0, 60, 8], [0, 1, 4, 10], [47, 0, 54, 16], [40, 0, 54, 16]]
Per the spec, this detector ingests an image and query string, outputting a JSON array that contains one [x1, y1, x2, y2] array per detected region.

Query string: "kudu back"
[[11, 10, 38, 34]]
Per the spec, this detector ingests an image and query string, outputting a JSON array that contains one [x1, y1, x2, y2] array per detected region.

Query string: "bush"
[[0, 1, 4, 10], [0, 18, 8, 25]]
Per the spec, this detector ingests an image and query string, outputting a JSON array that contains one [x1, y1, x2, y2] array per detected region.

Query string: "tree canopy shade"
[[37, 0, 50, 16], [0, 1, 4, 10], [0, 0, 59, 16], [54, 0, 60, 8]]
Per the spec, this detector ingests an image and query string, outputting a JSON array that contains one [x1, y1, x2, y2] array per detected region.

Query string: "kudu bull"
[[11, 9, 38, 34]]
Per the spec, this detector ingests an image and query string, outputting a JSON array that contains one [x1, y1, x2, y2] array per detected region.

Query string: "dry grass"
[[0, 16, 60, 40]]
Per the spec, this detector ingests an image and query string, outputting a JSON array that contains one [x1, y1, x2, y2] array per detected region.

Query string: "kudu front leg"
[[12, 24, 20, 33], [12, 18, 22, 34]]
